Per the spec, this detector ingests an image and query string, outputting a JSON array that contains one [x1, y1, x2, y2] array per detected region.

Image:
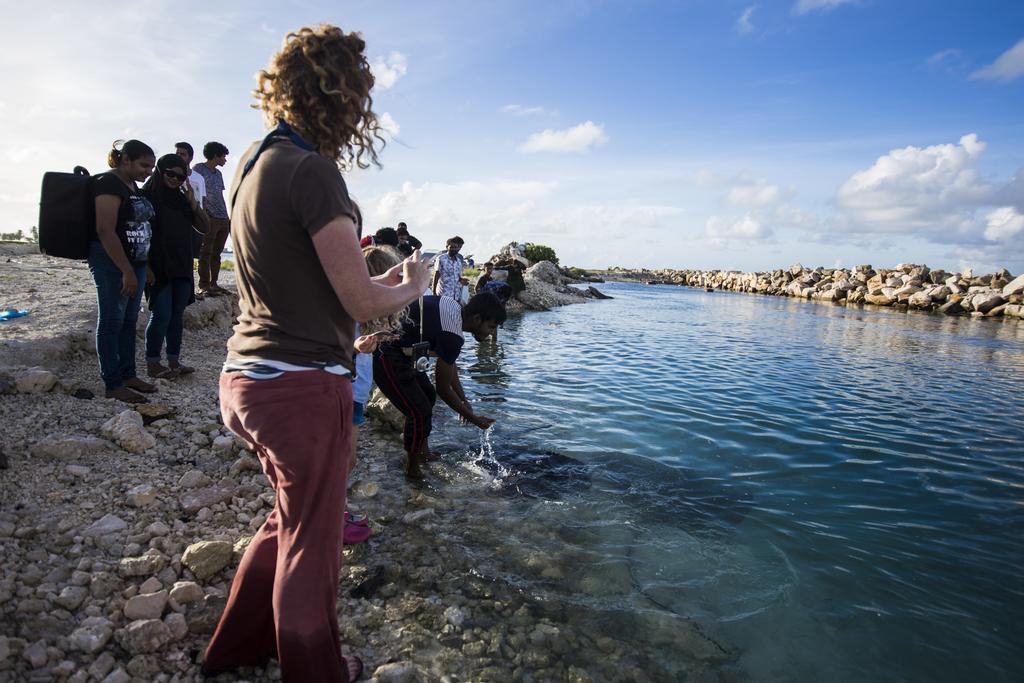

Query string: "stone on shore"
[[115, 619, 170, 655], [29, 436, 110, 462], [101, 410, 156, 453], [168, 581, 204, 605], [68, 619, 113, 654], [83, 514, 128, 537], [179, 486, 232, 514], [181, 540, 233, 580], [15, 368, 58, 393], [123, 590, 168, 620]]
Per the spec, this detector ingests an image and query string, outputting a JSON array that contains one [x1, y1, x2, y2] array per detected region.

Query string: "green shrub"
[[524, 243, 558, 266]]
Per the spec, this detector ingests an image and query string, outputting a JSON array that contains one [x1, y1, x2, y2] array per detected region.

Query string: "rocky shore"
[[592, 263, 1024, 320], [5, 247, 721, 683]]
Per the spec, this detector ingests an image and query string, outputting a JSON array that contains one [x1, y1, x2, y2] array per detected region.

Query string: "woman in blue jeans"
[[142, 153, 209, 378], [89, 139, 158, 403]]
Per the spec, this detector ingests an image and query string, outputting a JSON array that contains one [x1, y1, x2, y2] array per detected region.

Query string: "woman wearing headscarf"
[[142, 153, 209, 378]]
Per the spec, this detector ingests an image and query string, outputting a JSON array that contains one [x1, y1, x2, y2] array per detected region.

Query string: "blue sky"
[[2, 0, 1022, 272]]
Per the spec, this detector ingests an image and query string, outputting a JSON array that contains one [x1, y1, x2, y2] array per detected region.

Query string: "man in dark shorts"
[[374, 291, 505, 478]]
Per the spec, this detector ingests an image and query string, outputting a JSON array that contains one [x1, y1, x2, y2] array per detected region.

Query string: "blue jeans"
[[145, 277, 193, 363], [87, 240, 147, 391]]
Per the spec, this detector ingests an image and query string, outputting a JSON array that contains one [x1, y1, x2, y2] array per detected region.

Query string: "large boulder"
[[1002, 273, 1024, 297], [518, 261, 589, 311]]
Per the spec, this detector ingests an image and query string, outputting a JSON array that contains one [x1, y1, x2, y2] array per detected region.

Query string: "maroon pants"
[[203, 371, 353, 682]]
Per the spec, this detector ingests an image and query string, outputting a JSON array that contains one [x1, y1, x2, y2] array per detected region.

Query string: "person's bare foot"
[[105, 386, 149, 404], [124, 377, 157, 393], [405, 453, 425, 480]]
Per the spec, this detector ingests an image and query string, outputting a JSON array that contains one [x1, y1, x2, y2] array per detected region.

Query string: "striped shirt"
[[381, 295, 465, 365]]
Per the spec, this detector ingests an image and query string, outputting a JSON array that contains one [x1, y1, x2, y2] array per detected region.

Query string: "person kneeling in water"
[[373, 292, 505, 478]]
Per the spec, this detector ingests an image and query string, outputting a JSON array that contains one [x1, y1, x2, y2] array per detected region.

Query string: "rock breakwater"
[[598, 263, 1024, 320]]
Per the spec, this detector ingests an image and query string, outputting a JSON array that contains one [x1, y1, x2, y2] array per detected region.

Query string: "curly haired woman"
[[201, 25, 431, 682]]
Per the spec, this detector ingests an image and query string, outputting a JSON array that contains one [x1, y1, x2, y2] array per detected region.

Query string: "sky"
[[1, 0, 1023, 273]]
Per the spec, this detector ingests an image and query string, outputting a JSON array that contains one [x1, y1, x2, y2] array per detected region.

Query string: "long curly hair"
[[254, 24, 385, 169]]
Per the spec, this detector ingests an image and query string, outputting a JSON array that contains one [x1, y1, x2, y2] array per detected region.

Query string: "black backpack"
[[38, 166, 94, 259]]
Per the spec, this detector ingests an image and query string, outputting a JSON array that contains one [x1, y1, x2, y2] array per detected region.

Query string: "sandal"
[[147, 363, 179, 380], [342, 655, 364, 682], [343, 521, 372, 545], [124, 377, 157, 393], [169, 362, 195, 376], [344, 511, 370, 527], [105, 387, 149, 404]]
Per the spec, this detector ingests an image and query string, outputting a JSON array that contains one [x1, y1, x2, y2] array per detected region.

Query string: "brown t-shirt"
[[226, 139, 358, 370]]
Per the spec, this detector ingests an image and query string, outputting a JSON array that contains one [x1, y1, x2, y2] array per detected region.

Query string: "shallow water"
[[425, 282, 1024, 682]]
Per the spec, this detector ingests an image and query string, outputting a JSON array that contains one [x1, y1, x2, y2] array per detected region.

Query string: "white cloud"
[[501, 104, 547, 116], [836, 134, 994, 230], [970, 38, 1024, 82], [727, 180, 785, 207], [518, 121, 608, 153], [378, 112, 400, 138], [371, 51, 408, 90], [705, 213, 773, 244], [736, 6, 757, 35], [927, 48, 962, 68], [983, 207, 1024, 241], [792, 0, 858, 15], [368, 178, 682, 262]]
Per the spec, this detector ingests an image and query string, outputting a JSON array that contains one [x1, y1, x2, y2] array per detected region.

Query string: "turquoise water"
[[426, 282, 1024, 681]]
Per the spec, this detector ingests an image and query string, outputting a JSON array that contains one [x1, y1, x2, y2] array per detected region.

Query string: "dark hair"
[[446, 236, 464, 246], [107, 139, 155, 169], [483, 261, 493, 269], [464, 292, 507, 325], [174, 142, 194, 160], [397, 222, 407, 231], [374, 227, 398, 247], [203, 141, 229, 160], [157, 153, 188, 173]]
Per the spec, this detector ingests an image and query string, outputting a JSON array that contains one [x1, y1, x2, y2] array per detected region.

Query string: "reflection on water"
[[422, 283, 1024, 682]]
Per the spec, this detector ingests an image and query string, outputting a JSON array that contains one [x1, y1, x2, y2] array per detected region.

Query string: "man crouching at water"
[[374, 292, 505, 478]]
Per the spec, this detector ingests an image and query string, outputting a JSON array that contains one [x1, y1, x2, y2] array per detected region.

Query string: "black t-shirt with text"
[[92, 172, 154, 264]]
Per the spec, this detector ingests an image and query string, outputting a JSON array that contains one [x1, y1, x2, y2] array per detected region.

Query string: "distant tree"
[[0, 229, 25, 241], [30, 226, 38, 243], [524, 243, 558, 266]]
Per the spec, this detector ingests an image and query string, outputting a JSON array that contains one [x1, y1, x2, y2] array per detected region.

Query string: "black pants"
[[373, 350, 437, 455]]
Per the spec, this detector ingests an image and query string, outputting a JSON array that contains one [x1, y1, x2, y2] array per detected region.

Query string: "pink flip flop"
[[343, 521, 372, 545], [344, 510, 370, 527]]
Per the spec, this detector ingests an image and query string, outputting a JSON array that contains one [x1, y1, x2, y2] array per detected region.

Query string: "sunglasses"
[[163, 170, 187, 181]]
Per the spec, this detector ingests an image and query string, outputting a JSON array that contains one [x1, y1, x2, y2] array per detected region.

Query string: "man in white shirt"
[[432, 236, 467, 301], [175, 142, 207, 257]]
